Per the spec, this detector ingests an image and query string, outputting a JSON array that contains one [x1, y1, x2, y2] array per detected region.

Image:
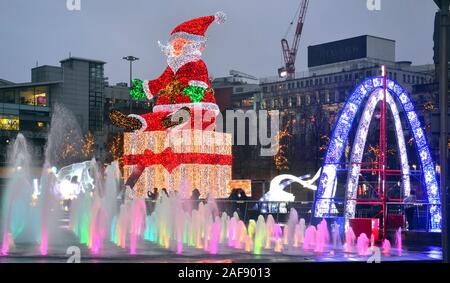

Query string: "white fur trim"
[[153, 102, 219, 113], [215, 11, 227, 24], [169, 32, 206, 44], [189, 80, 208, 89], [142, 80, 153, 100], [128, 114, 147, 132]]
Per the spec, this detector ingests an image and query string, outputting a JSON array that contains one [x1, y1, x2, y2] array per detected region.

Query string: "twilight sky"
[[0, 0, 439, 85]]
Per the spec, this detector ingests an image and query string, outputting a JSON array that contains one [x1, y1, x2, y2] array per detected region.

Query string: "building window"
[[0, 89, 16, 104], [291, 97, 297, 107], [339, 90, 346, 102], [18, 86, 48, 106], [329, 91, 336, 103], [0, 116, 19, 131], [35, 86, 48, 106], [20, 88, 35, 105], [300, 96, 306, 105]]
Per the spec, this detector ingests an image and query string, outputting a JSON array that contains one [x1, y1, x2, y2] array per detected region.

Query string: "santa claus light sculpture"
[[110, 12, 232, 199]]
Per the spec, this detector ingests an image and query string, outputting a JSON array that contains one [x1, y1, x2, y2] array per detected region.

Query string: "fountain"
[[382, 239, 391, 256], [314, 219, 329, 253], [253, 215, 266, 255], [0, 108, 413, 262], [303, 225, 316, 250], [344, 227, 356, 253], [331, 221, 342, 251], [1, 134, 35, 255], [285, 208, 298, 250], [395, 227, 402, 256], [356, 233, 370, 256]]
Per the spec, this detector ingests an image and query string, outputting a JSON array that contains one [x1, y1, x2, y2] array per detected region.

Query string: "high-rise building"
[[0, 57, 131, 171], [217, 35, 436, 201]]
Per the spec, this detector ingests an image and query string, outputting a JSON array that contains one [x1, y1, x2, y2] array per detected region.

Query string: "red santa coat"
[[134, 59, 219, 132]]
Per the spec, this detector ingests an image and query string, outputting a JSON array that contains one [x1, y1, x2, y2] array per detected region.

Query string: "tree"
[[274, 118, 294, 171], [82, 132, 95, 159]]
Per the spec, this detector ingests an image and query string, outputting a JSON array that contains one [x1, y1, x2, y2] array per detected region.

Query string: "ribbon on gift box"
[[123, 147, 232, 173]]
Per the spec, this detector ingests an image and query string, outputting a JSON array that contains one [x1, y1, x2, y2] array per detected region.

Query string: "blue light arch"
[[313, 76, 441, 232]]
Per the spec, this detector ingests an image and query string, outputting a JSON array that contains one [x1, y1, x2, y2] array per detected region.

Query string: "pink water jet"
[[356, 233, 370, 256], [382, 239, 391, 256], [314, 219, 329, 253], [395, 228, 402, 256], [344, 227, 356, 253], [303, 225, 316, 250]]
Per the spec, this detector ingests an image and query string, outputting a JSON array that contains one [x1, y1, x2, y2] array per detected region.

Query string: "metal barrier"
[[143, 199, 439, 232]]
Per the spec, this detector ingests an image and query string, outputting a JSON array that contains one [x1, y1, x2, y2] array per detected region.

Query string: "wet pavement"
[[0, 232, 442, 263]]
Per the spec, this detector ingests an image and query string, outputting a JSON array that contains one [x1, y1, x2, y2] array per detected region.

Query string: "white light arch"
[[313, 77, 441, 232], [345, 89, 410, 221]]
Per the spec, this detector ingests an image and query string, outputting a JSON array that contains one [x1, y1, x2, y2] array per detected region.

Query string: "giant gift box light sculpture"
[[111, 12, 232, 198], [313, 76, 442, 232]]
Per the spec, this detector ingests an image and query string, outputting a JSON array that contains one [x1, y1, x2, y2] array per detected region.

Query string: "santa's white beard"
[[167, 51, 202, 73], [160, 41, 204, 72]]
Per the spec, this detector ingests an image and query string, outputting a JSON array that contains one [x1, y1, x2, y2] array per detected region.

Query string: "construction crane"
[[229, 69, 258, 81], [278, 0, 309, 79]]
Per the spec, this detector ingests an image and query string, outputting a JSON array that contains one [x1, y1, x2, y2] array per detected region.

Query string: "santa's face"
[[159, 37, 205, 59], [172, 38, 191, 57]]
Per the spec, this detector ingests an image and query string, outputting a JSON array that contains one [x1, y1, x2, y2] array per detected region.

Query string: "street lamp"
[[122, 56, 139, 112]]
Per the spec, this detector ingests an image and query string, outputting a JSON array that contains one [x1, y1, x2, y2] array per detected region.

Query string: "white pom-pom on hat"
[[214, 11, 227, 24]]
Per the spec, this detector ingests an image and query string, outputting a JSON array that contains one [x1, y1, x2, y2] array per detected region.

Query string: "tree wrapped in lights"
[[82, 132, 95, 158], [275, 119, 293, 171]]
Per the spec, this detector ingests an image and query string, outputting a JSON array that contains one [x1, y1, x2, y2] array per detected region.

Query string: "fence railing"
[[142, 199, 439, 232]]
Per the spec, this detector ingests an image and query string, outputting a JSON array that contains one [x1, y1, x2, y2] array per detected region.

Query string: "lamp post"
[[122, 56, 139, 112], [433, 0, 449, 263]]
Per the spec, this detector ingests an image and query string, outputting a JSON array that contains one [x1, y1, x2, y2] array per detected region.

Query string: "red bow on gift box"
[[123, 147, 232, 173]]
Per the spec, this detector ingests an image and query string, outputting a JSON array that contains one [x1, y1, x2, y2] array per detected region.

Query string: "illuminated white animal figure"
[[260, 168, 321, 202], [258, 169, 322, 213], [54, 159, 96, 199]]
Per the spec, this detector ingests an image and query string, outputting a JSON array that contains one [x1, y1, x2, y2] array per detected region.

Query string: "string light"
[[226, 180, 252, 197], [315, 76, 441, 231], [130, 79, 146, 100], [109, 110, 143, 132], [123, 130, 232, 198]]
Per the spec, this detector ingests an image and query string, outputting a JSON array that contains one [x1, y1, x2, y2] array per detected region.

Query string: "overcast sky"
[[0, 0, 439, 85]]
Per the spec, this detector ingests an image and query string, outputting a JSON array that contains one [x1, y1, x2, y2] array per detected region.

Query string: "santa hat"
[[169, 11, 226, 42]]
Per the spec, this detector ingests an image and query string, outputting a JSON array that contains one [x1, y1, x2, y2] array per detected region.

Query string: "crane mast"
[[279, 0, 309, 79]]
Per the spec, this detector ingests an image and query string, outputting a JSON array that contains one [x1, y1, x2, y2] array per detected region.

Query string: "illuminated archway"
[[313, 77, 441, 231], [345, 89, 410, 221]]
